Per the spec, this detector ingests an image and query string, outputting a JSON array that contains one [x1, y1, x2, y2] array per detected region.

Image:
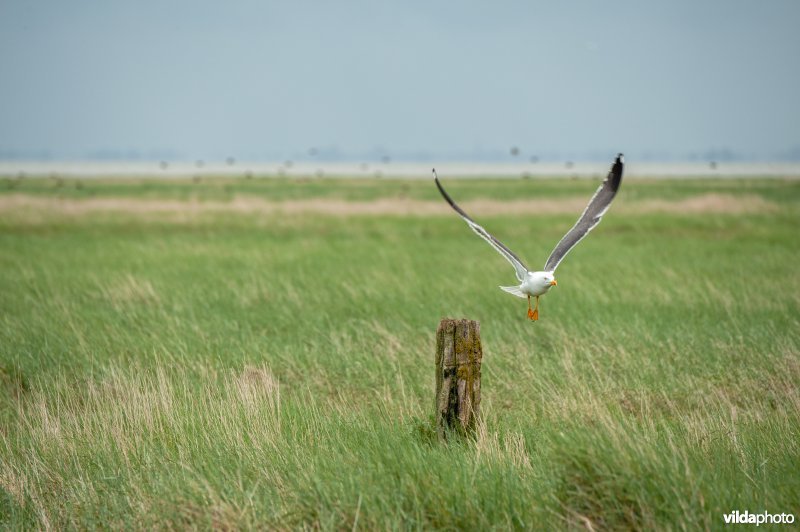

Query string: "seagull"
[[433, 154, 624, 321]]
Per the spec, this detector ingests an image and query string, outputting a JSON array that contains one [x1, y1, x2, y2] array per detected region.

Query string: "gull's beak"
[[550, 280, 558, 286]]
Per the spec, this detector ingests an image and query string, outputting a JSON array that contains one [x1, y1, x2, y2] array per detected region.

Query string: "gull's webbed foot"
[[528, 295, 540, 321]]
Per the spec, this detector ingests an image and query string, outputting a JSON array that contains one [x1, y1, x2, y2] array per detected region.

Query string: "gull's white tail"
[[500, 285, 527, 298]]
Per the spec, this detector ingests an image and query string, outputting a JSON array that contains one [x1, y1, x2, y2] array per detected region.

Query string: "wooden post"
[[435, 318, 483, 440]]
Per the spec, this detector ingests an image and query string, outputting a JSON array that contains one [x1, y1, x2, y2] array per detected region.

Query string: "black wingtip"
[[612, 153, 624, 173], [432, 168, 468, 218], [607, 153, 624, 191]]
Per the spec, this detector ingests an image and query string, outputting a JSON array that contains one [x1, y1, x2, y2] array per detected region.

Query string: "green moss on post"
[[435, 318, 483, 441]]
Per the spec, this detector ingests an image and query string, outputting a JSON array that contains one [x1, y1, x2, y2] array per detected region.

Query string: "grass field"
[[1, 174, 798, 529]]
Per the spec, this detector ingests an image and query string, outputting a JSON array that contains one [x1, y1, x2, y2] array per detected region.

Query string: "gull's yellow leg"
[[527, 295, 535, 320], [532, 296, 540, 321]]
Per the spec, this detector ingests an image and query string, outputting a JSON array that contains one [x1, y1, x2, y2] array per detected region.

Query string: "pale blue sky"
[[1, 1, 798, 162]]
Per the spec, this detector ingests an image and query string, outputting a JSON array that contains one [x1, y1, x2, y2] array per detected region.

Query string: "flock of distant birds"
[[151, 147, 558, 181], [5, 141, 732, 188], [4, 147, 615, 189]]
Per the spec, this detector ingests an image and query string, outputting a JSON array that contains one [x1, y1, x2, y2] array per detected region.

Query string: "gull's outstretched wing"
[[543, 154, 624, 272], [433, 169, 528, 282]]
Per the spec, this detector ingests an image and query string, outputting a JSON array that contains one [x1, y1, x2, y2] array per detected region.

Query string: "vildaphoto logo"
[[723, 510, 795, 526]]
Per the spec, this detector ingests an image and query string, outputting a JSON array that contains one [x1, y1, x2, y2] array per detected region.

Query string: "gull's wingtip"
[[616, 153, 624, 164], [431, 168, 438, 180]]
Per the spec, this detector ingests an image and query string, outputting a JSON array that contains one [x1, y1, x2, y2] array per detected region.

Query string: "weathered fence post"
[[435, 318, 483, 441]]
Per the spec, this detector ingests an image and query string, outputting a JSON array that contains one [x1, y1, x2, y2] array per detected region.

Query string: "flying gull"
[[433, 154, 624, 321]]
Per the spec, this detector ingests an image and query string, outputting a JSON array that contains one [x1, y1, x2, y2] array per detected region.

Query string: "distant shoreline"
[[2, 161, 799, 179]]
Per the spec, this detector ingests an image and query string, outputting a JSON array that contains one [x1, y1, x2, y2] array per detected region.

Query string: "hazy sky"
[[1, 1, 799, 162]]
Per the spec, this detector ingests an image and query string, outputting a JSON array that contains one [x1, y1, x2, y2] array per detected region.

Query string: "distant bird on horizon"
[[433, 154, 624, 321]]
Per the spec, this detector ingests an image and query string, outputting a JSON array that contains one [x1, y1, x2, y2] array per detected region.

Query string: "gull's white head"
[[528, 271, 558, 292]]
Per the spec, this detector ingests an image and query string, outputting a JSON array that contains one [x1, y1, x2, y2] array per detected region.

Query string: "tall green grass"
[[1, 177, 798, 529]]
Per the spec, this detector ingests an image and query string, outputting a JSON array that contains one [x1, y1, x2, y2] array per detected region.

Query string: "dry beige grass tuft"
[[98, 274, 160, 309], [0, 192, 779, 219]]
